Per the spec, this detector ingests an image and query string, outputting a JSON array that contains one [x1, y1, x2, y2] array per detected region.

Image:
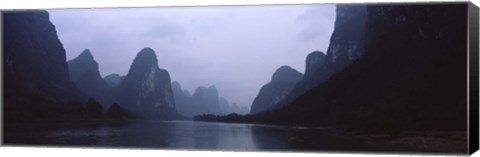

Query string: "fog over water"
[[48, 4, 336, 109]]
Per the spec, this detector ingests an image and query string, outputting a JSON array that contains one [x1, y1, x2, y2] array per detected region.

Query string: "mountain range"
[[68, 47, 181, 120], [195, 4, 469, 134], [172, 81, 248, 118], [4, 4, 470, 136]]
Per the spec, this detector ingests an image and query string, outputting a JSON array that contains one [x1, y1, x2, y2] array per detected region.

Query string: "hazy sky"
[[48, 4, 336, 109]]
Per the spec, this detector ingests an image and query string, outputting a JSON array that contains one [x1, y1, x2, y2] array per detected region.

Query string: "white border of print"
[[0, 0, 478, 157]]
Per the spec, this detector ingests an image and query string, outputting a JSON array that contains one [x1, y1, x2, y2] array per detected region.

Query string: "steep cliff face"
[[118, 48, 178, 119], [275, 5, 368, 108], [264, 4, 468, 131], [3, 10, 85, 104], [325, 5, 367, 67], [250, 66, 303, 114], [67, 49, 109, 106], [3, 10, 86, 122]]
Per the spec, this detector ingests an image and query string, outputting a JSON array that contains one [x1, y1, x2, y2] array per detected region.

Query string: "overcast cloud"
[[48, 4, 336, 109]]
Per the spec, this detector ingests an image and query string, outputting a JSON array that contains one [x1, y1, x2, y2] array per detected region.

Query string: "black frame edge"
[[468, 1, 480, 155]]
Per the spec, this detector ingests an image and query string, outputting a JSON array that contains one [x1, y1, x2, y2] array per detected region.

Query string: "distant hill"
[[68, 49, 110, 107], [250, 66, 303, 114], [103, 73, 123, 87], [196, 4, 468, 133], [172, 81, 248, 117]]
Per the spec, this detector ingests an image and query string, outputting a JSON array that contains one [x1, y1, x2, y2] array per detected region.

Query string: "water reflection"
[[4, 120, 391, 152], [251, 125, 292, 150], [39, 121, 259, 150], [213, 122, 257, 150]]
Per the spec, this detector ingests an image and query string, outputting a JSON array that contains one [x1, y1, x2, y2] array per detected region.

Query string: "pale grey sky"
[[48, 4, 336, 109]]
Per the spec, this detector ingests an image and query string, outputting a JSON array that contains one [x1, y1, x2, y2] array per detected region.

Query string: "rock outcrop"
[[190, 86, 223, 115], [171, 81, 195, 117], [103, 73, 123, 87], [304, 51, 327, 78], [117, 48, 178, 119], [3, 10, 86, 122], [67, 49, 109, 106], [250, 66, 303, 114], [275, 5, 368, 108], [4, 10, 85, 104]]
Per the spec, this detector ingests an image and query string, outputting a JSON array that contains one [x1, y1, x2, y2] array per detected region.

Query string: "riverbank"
[[348, 130, 468, 154], [194, 115, 468, 154]]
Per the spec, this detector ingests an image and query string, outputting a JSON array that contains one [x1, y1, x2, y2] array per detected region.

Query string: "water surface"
[[4, 120, 394, 152]]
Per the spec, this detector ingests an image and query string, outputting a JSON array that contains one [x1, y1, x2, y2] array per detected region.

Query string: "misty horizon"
[[48, 4, 336, 109]]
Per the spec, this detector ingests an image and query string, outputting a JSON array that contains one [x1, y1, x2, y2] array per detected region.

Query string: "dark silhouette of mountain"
[[196, 4, 468, 135], [171, 81, 195, 117], [116, 48, 179, 120], [191, 86, 223, 115], [67, 49, 109, 106], [274, 5, 368, 109], [258, 4, 467, 132], [107, 103, 127, 120], [103, 73, 123, 87], [85, 98, 104, 119], [250, 66, 303, 114], [3, 10, 86, 122], [304, 51, 327, 78]]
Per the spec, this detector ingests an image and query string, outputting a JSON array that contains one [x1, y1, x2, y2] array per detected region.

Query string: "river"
[[4, 120, 401, 152]]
